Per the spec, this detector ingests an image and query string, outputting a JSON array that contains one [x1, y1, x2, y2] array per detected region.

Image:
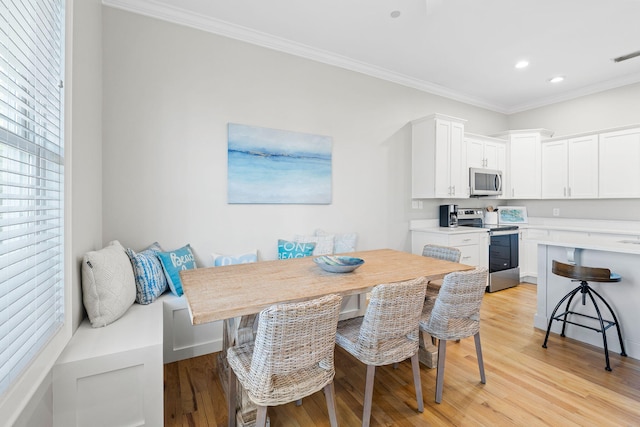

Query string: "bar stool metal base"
[[542, 279, 627, 371]]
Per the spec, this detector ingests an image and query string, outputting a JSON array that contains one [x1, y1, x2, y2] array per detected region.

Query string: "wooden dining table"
[[180, 248, 473, 426]]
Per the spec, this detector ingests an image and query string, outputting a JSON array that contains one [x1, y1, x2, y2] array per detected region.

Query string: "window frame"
[[0, 0, 72, 423]]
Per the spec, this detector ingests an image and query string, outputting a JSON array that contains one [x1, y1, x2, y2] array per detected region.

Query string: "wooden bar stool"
[[542, 260, 627, 371]]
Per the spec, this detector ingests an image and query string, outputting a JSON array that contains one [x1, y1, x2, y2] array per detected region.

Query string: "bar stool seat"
[[542, 260, 627, 371]]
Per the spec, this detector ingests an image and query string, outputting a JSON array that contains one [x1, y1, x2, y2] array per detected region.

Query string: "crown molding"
[[101, 0, 509, 113], [102, 0, 640, 116]]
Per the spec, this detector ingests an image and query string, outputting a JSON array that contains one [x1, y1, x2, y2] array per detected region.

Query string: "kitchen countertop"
[[532, 239, 640, 255], [411, 217, 640, 237], [523, 218, 640, 236], [409, 220, 488, 234]]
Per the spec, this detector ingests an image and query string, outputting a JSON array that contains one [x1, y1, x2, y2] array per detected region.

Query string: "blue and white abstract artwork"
[[228, 123, 332, 204]]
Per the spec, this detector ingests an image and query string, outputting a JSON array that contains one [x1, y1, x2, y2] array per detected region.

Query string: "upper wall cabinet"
[[495, 130, 553, 199], [465, 133, 506, 171], [599, 127, 640, 198], [412, 114, 467, 198], [541, 135, 599, 199]]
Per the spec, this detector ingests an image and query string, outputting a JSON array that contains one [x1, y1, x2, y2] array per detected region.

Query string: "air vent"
[[613, 50, 640, 63]]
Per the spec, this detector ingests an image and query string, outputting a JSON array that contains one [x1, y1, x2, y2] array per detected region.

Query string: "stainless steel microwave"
[[469, 167, 503, 196]]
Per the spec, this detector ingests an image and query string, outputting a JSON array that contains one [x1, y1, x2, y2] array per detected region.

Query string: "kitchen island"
[[535, 240, 640, 361]]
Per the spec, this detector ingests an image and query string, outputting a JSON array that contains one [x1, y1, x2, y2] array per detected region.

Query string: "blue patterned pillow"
[[126, 242, 168, 304], [277, 239, 316, 259], [212, 250, 258, 266], [157, 244, 197, 297]]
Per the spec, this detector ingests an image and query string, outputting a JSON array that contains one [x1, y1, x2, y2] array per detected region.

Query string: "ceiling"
[[104, 0, 640, 114]]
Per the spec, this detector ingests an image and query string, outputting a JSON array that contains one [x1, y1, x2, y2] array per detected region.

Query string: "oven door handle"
[[490, 229, 519, 237]]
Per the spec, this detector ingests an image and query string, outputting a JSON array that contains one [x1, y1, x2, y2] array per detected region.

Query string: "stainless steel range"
[[457, 208, 520, 292]]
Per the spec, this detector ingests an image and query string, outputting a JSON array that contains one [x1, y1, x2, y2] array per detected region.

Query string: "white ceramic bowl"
[[313, 255, 364, 273]]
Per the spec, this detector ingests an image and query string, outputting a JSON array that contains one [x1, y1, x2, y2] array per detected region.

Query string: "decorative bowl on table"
[[313, 255, 364, 273]]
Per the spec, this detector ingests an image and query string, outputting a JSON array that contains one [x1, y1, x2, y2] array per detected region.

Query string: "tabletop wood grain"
[[180, 248, 473, 325]]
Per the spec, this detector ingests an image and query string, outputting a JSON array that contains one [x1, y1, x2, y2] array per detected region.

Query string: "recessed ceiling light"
[[390, 10, 401, 18], [549, 76, 565, 83], [515, 60, 529, 69]]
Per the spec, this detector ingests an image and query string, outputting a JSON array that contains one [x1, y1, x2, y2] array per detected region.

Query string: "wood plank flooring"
[[164, 284, 640, 426]]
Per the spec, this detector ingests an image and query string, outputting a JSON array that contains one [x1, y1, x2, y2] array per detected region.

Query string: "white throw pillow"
[[211, 250, 258, 266], [315, 229, 357, 253], [81, 240, 136, 328], [294, 234, 334, 256]]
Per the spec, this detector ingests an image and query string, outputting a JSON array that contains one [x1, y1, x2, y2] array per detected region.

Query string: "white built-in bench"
[[53, 301, 163, 427], [52, 292, 364, 426], [160, 293, 223, 363], [52, 293, 224, 427]]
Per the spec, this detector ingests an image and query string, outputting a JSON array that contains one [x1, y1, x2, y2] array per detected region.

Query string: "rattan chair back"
[[421, 244, 461, 263], [352, 277, 427, 365], [421, 267, 488, 341], [231, 294, 342, 406]]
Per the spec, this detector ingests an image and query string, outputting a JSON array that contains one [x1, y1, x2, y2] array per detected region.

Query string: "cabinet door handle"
[[563, 187, 566, 197], [452, 185, 455, 195], [568, 187, 571, 197], [462, 238, 472, 242], [512, 188, 515, 197]]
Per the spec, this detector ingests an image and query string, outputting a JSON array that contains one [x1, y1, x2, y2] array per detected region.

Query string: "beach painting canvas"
[[227, 123, 332, 204]]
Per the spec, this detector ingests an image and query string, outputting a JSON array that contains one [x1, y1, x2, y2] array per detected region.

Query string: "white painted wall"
[[70, 0, 103, 332], [101, 8, 507, 261]]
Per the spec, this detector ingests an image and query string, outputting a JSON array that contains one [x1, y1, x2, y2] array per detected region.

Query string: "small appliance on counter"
[[439, 204, 458, 228]]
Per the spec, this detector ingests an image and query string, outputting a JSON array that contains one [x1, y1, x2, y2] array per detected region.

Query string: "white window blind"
[[0, 0, 65, 396]]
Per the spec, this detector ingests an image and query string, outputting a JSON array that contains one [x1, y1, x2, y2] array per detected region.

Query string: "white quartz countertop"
[[533, 239, 640, 255], [411, 217, 640, 236], [409, 220, 488, 234], [523, 218, 640, 236]]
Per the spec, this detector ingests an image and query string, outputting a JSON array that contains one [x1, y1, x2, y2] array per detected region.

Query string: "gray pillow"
[[82, 240, 136, 327]]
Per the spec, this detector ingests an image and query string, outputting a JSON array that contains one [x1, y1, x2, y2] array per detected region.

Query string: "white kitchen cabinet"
[[495, 129, 553, 199], [541, 135, 598, 199], [541, 140, 567, 198], [599, 127, 640, 198], [412, 114, 467, 198], [465, 133, 506, 171], [411, 230, 488, 268], [519, 228, 549, 283]]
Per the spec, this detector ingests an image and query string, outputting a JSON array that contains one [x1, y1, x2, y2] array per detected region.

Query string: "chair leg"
[[542, 285, 581, 348], [324, 382, 339, 427], [255, 406, 268, 427], [589, 286, 628, 358], [362, 365, 376, 427], [435, 339, 447, 404], [474, 332, 486, 384], [585, 288, 613, 371], [410, 353, 424, 413], [228, 366, 237, 427]]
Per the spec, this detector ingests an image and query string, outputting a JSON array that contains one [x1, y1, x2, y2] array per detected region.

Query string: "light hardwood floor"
[[164, 283, 640, 426]]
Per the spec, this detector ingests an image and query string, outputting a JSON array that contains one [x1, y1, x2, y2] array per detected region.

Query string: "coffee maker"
[[439, 204, 458, 228]]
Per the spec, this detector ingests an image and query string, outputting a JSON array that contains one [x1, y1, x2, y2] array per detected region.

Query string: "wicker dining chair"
[[335, 277, 427, 427], [227, 294, 343, 427], [422, 244, 462, 298], [420, 267, 488, 403]]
